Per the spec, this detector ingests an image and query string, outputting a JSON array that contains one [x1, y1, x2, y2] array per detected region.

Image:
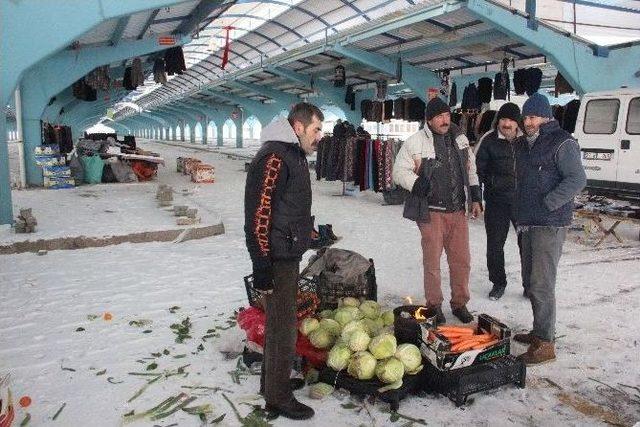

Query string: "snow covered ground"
[[1, 140, 639, 426]]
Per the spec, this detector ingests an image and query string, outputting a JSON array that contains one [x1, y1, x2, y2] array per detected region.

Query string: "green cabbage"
[[359, 300, 381, 319], [309, 328, 335, 349], [299, 318, 319, 336], [348, 329, 371, 352], [342, 306, 364, 321], [368, 333, 397, 359], [333, 308, 355, 326], [319, 318, 341, 336], [340, 297, 360, 307], [319, 309, 334, 319], [375, 357, 405, 384], [347, 351, 377, 380], [327, 344, 352, 371], [381, 310, 395, 326], [394, 344, 423, 374], [340, 320, 366, 341], [309, 382, 334, 399]]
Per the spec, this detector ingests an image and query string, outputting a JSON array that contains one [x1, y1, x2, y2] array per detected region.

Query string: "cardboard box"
[[35, 155, 65, 167], [34, 144, 59, 155], [419, 314, 511, 371], [43, 165, 71, 177], [44, 176, 75, 189]]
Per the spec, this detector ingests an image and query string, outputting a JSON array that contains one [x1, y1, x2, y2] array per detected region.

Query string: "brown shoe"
[[518, 338, 556, 366], [513, 332, 536, 344]]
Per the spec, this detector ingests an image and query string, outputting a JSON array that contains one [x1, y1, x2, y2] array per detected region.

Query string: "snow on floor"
[[1, 140, 639, 426]]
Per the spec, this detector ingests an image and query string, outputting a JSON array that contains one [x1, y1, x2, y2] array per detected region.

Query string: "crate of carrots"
[[419, 314, 511, 371]]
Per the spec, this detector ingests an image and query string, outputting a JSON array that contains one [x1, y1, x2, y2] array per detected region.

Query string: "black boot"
[[451, 305, 474, 323], [488, 284, 506, 301], [265, 398, 314, 420], [430, 305, 446, 325], [325, 224, 340, 241]]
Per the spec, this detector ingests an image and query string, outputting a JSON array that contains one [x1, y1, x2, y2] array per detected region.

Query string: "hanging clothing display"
[[131, 57, 145, 88], [461, 83, 480, 110], [334, 65, 345, 87], [513, 68, 543, 96], [344, 84, 356, 110], [164, 46, 187, 75], [562, 99, 581, 133], [555, 72, 573, 96], [440, 70, 450, 98], [85, 66, 110, 91], [383, 100, 393, 122], [493, 72, 509, 100], [72, 78, 97, 101], [393, 98, 405, 120], [123, 67, 135, 91], [153, 57, 167, 84], [316, 123, 402, 194], [477, 77, 493, 104], [406, 97, 426, 122], [42, 122, 73, 154], [449, 82, 457, 107]]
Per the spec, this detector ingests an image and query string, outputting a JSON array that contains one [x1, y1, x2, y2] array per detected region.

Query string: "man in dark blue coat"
[[513, 93, 586, 365]]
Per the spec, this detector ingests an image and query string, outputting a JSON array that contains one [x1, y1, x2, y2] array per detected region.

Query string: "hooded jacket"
[[244, 117, 313, 271]]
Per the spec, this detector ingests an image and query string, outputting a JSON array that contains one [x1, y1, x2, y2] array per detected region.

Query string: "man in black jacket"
[[244, 103, 324, 420], [475, 103, 523, 300]]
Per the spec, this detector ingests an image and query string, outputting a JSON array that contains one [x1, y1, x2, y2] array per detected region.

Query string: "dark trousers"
[[484, 201, 520, 288], [519, 226, 566, 341], [261, 260, 299, 405]]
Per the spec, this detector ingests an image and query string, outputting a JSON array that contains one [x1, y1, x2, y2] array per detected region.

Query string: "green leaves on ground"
[[170, 317, 192, 343]]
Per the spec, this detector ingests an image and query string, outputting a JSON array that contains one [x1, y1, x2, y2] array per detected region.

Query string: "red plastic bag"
[[238, 307, 266, 347], [296, 333, 327, 368]]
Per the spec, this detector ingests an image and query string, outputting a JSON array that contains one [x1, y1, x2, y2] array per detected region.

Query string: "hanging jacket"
[[461, 84, 480, 110], [165, 46, 187, 75], [561, 99, 581, 133], [477, 77, 493, 104], [513, 69, 526, 95], [555, 72, 573, 95], [407, 97, 426, 122], [123, 67, 135, 91], [153, 57, 167, 84], [449, 82, 457, 107], [524, 68, 543, 96], [393, 98, 405, 120], [493, 72, 509, 100], [131, 57, 144, 88]]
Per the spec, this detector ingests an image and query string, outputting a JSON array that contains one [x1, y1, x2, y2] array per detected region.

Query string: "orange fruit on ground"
[[19, 395, 32, 407], [103, 312, 113, 321]]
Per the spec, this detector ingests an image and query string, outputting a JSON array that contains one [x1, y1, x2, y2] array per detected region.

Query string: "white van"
[[574, 89, 640, 199]]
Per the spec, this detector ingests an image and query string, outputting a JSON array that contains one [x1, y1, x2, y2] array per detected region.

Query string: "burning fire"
[[414, 307, 428, 321], [404, 296, 413, 305]]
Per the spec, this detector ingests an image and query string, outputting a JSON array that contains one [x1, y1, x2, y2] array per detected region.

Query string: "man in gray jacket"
[[393, 98, 482, 324], [514, 93, 586, 365]]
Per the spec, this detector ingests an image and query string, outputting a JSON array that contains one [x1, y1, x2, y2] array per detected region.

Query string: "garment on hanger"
[[477, 77, 493, 104], [449, 82, 458, 107], [334, 65, 345, 87], [153, 57, 167, 84], [164, 46, 187, 75]]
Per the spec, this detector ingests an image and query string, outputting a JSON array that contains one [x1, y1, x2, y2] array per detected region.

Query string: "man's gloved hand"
[[253, 265, 274, 293], [411, 176, 430, 197]]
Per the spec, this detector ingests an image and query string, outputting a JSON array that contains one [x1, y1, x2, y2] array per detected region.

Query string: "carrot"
[[437, 326, 474, 334], [471, 339, 500, 350], [450, 335, 495, 352]]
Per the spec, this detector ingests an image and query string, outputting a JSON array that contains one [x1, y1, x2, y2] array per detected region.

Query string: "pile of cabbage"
[[299, 297, 423, 390]]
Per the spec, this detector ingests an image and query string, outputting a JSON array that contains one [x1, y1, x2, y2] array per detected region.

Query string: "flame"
[[414, 307, 427, 321], [404, 296, 413, 305]]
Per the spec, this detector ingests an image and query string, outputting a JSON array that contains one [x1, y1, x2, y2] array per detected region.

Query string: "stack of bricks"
[[14, 208, 37, 233], [174, 205, 200, 225], [176, 156, 215, 184], [156, 184, 173, 207]]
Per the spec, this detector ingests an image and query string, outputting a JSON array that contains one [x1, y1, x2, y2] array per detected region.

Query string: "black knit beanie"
[[495, 102, 521, 124], [425, 97, 450, 121]]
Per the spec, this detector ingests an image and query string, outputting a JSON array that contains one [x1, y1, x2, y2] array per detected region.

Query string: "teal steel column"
[[0, 116, 12, 224], [234, 111, 244, 148], [216, 119, 225, 146]]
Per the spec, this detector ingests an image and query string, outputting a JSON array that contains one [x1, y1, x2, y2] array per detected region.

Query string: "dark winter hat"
[[425, 97, 450, 121], [522, 93, 552, 118], [495, 102, 521, 124]]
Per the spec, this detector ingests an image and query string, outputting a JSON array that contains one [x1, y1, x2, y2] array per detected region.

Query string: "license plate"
[[583, 151, 612, 161]]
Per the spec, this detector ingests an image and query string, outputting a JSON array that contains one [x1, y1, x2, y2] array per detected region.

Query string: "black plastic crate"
[[243, 274, 317, 308], [317, 259, 377, 310], [318, 368, 422, 411], [421, 355, 526, 406]]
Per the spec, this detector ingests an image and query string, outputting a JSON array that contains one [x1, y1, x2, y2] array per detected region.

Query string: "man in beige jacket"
[[393, 97, 482, 323]]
